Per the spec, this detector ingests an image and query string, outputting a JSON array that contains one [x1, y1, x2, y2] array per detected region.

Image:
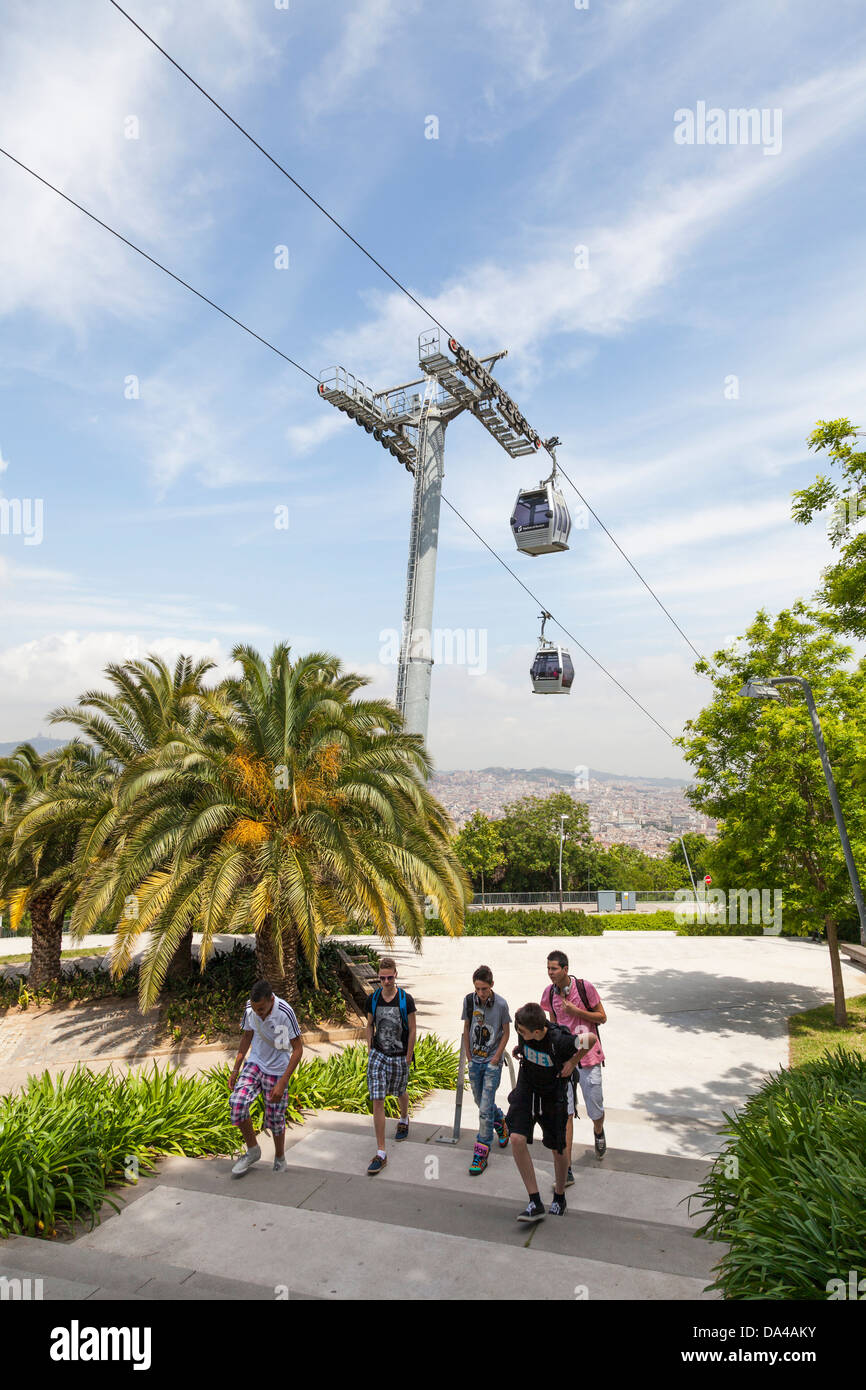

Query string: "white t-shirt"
[[241, 995, 301, 1074]]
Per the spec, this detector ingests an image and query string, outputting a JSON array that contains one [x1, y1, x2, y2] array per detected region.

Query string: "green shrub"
[[417, 909, 681, 936], [0, 940, 354, 1035], [691, 1047, 866, 1298], [0, 1033, 458, 1239]]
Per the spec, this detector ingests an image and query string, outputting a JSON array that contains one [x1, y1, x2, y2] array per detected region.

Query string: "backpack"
[[551, 978, 604, 1065], [370, 986, 410, 1051], [518, 1022, 575, 1082]]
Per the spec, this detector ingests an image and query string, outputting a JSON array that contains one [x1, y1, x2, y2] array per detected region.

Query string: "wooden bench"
[[839, 941, 866, 970]]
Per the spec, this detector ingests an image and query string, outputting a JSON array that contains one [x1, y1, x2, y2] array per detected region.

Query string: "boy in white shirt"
[[228, 978, 304, 1175]]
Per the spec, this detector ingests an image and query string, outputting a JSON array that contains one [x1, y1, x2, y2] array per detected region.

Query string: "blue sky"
[[1, 0, 865, 777]]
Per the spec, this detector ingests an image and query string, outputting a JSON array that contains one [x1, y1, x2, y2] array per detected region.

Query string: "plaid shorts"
[[367, 1048, 409, 1100], [230, 1062, 289, 1135]]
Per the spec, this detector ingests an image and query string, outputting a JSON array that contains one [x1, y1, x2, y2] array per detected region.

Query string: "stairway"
[[0, 1108, 725, 1301]]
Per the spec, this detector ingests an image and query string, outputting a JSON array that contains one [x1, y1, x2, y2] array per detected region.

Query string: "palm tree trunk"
[[825, 914, 848, 1027], [164, 926, 195, 984], [28, 892, 64, 989], [255, 916, 300, 1005]]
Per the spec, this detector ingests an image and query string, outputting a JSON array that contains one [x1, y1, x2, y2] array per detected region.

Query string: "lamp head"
[[738, 678, 782, 700]]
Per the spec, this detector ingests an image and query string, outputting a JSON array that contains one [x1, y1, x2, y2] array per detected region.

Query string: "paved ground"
[[3, 932, 863, 1300], [3, 931, 863, 1136], [1, 1113, 725, 1301], [335, 932, 866, 1133]]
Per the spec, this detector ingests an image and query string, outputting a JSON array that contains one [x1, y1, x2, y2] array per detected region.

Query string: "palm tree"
[[71, 644, 470, 1007], [49, 653, 217, 980], [0, 743, 116, 987]]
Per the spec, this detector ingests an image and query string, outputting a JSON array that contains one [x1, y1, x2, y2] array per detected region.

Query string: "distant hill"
[[0, 736, 68, 757], [440, 765, 689, 789]]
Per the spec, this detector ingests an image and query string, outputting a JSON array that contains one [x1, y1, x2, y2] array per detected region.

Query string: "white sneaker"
[[231, 1145, 261, 1177], [273, 1156, 287, 1173]]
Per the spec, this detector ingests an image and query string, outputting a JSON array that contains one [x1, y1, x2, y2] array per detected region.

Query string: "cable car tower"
[[317, 329, 556, 742]]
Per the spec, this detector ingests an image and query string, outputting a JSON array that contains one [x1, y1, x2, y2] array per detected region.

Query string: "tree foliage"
[[792, 418, 866, 637], [677, 603, 866, 1022]]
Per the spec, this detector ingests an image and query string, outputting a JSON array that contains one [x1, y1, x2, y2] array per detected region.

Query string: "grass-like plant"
[[0, 1033, 459, 1239], [691, 1047, 866, 1299]]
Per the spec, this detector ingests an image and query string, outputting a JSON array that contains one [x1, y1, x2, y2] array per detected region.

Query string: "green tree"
[[496, 792, 593, 893], [70, 644, 470, 1007], [677, 603, 866, 1025], [667, 832, 714, 886], [592, 843, 687, 892], [792, 418, 866, 636], [0, 742, 116, 987], [453, 812, 505, 897]]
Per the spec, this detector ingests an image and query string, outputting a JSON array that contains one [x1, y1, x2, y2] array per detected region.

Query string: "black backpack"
[[551, 978, 604, 1064]]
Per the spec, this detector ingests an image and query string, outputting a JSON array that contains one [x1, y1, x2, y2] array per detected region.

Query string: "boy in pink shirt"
[[541, 950, 607, 1180]]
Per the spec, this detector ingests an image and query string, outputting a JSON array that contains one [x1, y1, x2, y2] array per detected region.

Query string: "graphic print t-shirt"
[[517, 1024, 578, 1095], [371, 991, 416, 1057], [461, 992, 511, 1062]]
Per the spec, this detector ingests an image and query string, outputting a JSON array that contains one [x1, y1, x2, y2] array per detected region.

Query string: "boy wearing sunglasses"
[[365, 957, 417, 1174]]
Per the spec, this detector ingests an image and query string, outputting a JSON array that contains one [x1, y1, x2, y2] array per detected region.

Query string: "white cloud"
[[0, 2, 275, 334], [319, 57, 866, 391], [299, 0, 421, 121], [285, 412, 349, 456], [0, 630, 239, 741]]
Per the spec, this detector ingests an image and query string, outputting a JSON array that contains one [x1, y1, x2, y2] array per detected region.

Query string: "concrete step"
[[145, 1148, 723, 1283], [76, 1182, 717, 1300], [276, 1126, 703, 1229], [0, 1235, 273, 1301], [298, 1105, 721, 1175]]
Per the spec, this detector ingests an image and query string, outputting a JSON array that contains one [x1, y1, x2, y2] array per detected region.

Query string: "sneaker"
[[395, 1121, 410, 1142], [565, 1166, 575, 1188], [549, 1196, 567, 1216], [517, 1198, 545, 1223], [494, 1117, 510, 1148], [594, 1128, 607, 1158], [231, 1144, 261, 1177], [367, 1153, 387, 1175], [469, 1141, 489, 1176], [273, 1156, 287, 1174]]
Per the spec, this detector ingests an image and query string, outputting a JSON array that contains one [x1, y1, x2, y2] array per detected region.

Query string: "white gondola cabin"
[[530, 612, 574, 694], [510, 480, 571, 556]]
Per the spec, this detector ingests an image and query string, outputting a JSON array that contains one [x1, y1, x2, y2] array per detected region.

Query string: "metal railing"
[[436, 1039, 518, 1145], [467, 890, 683, 908]]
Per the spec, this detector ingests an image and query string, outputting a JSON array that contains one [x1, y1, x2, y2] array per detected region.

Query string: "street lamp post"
[[739, 676, 866, 946], [679, 834, 705, 924], [558, 814, 569, 913]]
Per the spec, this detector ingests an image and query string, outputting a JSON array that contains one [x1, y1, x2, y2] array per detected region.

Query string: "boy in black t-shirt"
[[505, 1002, 589, 1222]]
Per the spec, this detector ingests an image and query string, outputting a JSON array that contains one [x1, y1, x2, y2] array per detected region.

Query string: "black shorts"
[[504, 1078, 568, 1152]]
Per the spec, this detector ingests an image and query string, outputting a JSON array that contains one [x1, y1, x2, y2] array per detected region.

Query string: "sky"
[[1, 0, 865, 778]]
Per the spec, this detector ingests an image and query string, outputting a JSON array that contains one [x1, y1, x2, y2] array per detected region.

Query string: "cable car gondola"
[[530, 612, 574, 694], [510, 443, 571, 556]]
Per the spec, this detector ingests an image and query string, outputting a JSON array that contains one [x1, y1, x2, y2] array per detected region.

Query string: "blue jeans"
[[468, 1059, 504, 1146]]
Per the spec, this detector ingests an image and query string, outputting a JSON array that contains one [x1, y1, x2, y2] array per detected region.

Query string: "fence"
[[468, 891, 680, 910]]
